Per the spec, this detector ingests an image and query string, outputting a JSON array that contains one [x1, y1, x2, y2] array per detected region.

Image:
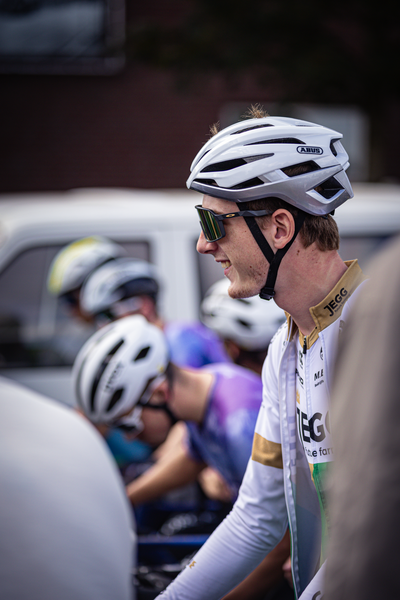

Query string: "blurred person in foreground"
[[73, 314, 291, 597], [155, 107, 367, 600], [324, 234, 400, 600], [0, 376, 135, 600]]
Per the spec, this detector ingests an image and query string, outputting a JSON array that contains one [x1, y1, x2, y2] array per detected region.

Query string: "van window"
[[0, 241, 150, 368]]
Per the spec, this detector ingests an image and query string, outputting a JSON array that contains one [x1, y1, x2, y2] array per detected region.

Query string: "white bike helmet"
[[80, 258, 161, 321], [187, 115, 352, 216], [188, 115, 353, 300], [47, 236, 125, 297], [73, 314, 169, 430], [201, 278, 286, 351]]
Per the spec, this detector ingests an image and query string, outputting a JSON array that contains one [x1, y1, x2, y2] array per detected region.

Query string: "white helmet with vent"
[[187, 115, 353, 216], [73, 314, 169, 429], [201, 278, 286, 350], [188, 115, 354, 301], [80, 257, 160, 320], [47, 236, 125, 296]]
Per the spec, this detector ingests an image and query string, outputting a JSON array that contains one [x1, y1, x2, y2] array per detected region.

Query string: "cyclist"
[[73, 314, 291, 595], [73, 313, 262, 503], [200, 277, 286, 375], [45, 236, 125, 364], [79, 256, 230, 368], [47, 235, 125, 321], [79, 256, 233, 473], [155, 107, 368, 600]]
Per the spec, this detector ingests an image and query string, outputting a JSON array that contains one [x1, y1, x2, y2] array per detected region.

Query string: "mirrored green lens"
[[197, 207, 221, 242]]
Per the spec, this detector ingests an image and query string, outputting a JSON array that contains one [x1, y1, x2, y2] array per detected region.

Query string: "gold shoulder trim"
[[252, 433, 283, 469]]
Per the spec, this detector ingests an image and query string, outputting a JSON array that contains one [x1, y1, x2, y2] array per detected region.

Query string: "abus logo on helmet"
[[297, 146, 323, 155], [105, 362, 123, 390]]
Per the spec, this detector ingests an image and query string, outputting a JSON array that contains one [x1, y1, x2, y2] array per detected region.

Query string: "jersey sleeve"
[[156, 334, 288, 600], [184, 421, 205, 463]]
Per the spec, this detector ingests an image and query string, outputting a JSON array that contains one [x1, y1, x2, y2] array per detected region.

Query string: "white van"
[[0, 184, 399, 405]]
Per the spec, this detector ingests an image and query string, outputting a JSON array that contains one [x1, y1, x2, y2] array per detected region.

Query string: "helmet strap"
[[139, 399, 179, 427], [240, 202, 306, 301]]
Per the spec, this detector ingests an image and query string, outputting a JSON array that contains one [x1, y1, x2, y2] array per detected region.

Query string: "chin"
[[228, 281, 259, 300]]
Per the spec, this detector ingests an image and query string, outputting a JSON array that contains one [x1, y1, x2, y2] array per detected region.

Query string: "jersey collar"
[[287, 260, 367, 349]]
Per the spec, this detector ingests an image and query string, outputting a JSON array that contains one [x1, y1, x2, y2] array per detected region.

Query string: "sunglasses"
[[195, 205, 273, 242]]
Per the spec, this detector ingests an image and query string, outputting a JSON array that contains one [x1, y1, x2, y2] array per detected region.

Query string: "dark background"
[[1, 0, 399, 194]]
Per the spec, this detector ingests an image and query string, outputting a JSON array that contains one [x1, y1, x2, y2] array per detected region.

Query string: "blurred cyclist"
[[47, 235, 125, 321], [79, 256, 230, 368], [45, 236, 125, 365], [200, 277, 286, 375], [73, 314, 291, 597], [73, 314, 261, 504]]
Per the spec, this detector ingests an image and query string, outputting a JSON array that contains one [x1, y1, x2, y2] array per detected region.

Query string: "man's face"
[[196, 195, 270, 299]]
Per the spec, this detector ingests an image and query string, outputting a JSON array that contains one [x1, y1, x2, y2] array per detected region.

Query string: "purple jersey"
[[164, 321, 231, 368], [185, 362, 262, 499]]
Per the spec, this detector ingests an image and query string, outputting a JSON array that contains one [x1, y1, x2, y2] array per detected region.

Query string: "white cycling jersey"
[[157, 260, 366, 600]]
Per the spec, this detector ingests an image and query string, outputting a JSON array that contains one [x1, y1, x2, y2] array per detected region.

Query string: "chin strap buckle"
[[259, 288, 275, 301]]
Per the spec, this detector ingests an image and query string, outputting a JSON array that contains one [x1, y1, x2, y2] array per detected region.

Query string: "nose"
[[196, 230, 217, 254]]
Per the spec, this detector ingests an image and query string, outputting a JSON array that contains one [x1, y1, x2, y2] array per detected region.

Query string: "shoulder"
[[203, 363, 262, 409], [204, 361, 261, 385], [0, 377, 134, 599], [164, 320, 229, 367], [0, 377, 131, 515]]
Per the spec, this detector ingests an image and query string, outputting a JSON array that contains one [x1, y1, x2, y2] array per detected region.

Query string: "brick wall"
[[0, 60, 276, 193]]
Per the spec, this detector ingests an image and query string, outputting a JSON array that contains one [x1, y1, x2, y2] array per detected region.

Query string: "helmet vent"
[[201, 158, 247, 173], [106, 388, 124, 412], [317, 176, 343, 199], [90, 339, 124, 412], [281, 161, 320, 177], [231, 177, 264, 189], [246, 137, 304, 146], [133, 346, 151, 361], [245, 154, 274, 163], [237, 318, 251, 329], [123, 277, 159, 302], [233, 124, 274, 134]]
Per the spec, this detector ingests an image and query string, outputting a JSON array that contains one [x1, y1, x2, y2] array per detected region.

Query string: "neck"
[[275, 243, 348, 336], [171, 367, 214, 423]]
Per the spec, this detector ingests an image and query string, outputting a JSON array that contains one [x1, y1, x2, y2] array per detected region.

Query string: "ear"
[[269, 209, 296, 250]]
